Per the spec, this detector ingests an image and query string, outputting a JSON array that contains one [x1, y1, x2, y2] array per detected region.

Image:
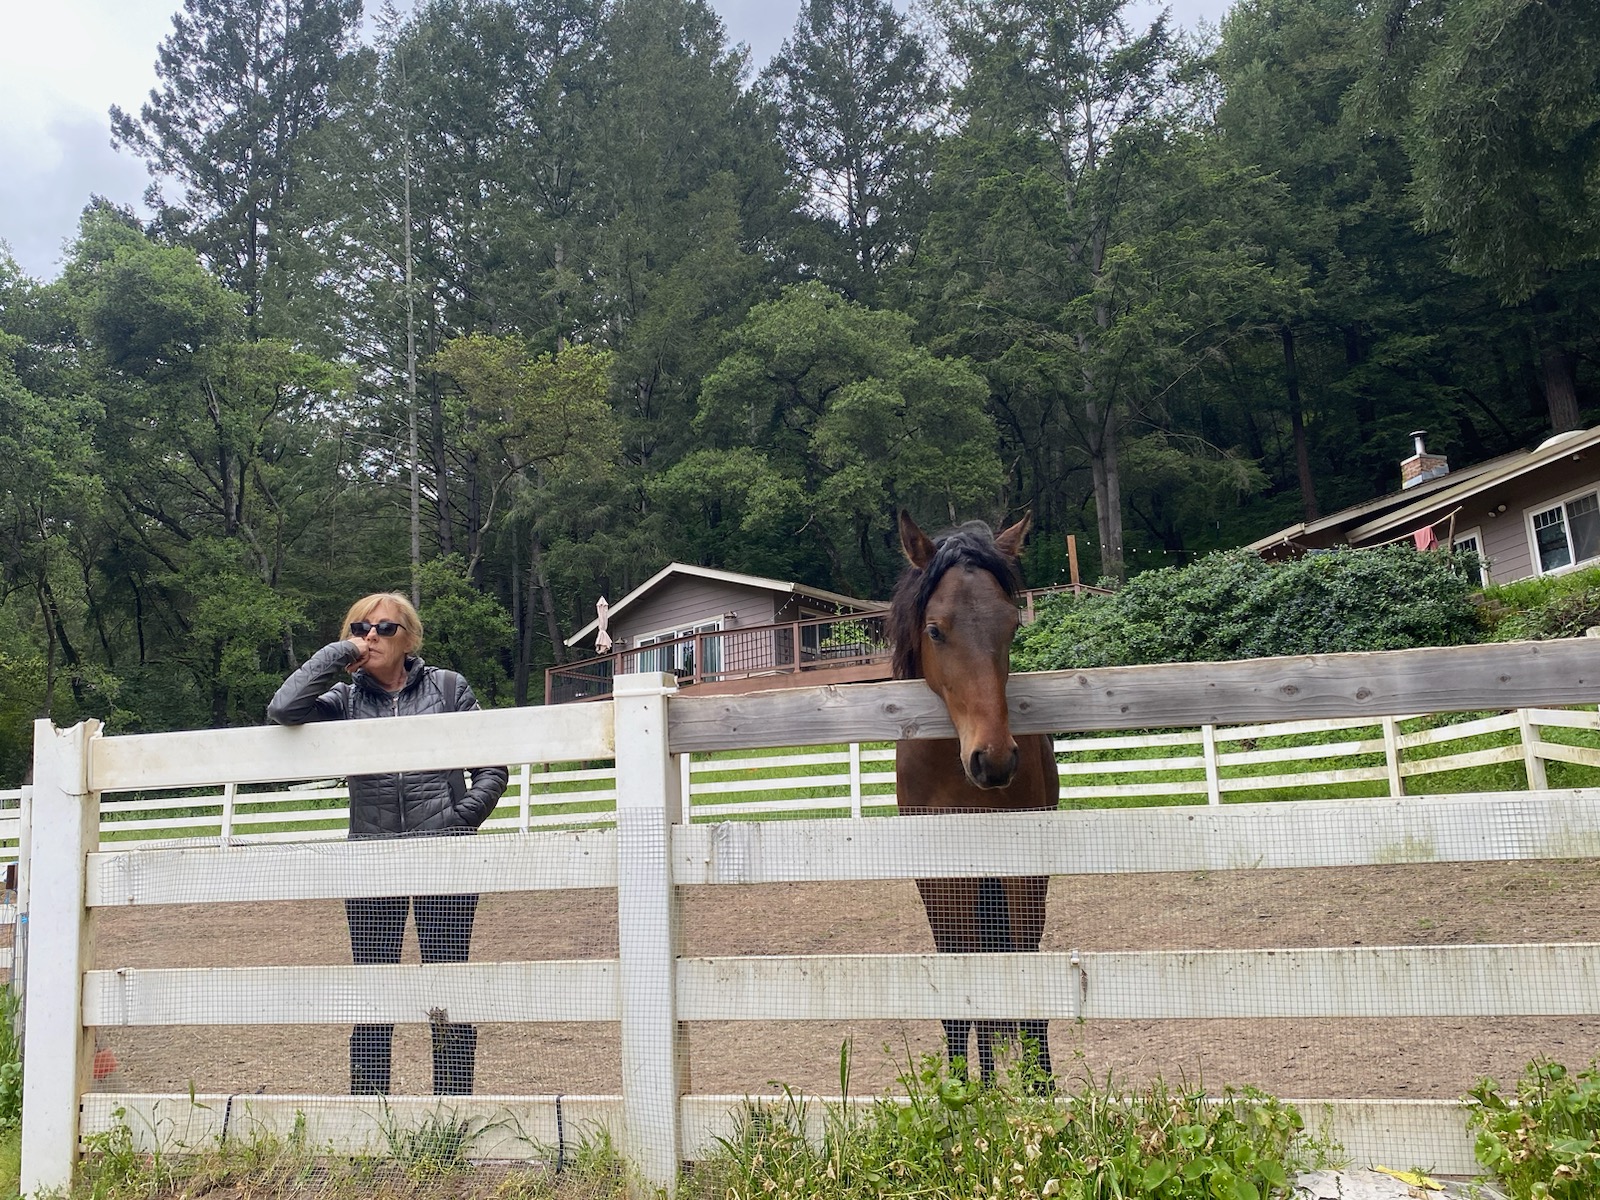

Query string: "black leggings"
[[346, 894, 479, 1095]]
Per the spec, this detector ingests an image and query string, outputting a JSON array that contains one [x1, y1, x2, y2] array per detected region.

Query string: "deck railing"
[[545, 585, 1112, 703], [545, 610, 893, 703]]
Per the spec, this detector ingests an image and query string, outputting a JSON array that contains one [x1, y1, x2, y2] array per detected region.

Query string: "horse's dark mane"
[[888, 520, 1024, 680]]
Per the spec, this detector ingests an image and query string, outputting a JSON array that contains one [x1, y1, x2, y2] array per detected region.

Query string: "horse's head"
[[892, 509, 1030, 790]]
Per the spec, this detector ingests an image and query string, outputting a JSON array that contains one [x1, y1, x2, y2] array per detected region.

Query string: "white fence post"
[[17, 784, 31, 911], [849, 742, 863, 819], [519, 763, 532, 834], [14, 783, 32, 1049], [218, 781, 237, 847], [21, 719, 101, 1198], [1518, 708, 1549, 791], [612, 673, 685, 1194], [1201, 725, 1222, 806], [1382, 717, 1405, 798]]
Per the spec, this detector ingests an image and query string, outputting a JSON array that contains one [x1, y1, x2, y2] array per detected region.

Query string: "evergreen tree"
[[762, 0, 940, 300], [110, 0, 365, 334], [920, 0, 1189, 579], [1359, 0, 1600, 432]]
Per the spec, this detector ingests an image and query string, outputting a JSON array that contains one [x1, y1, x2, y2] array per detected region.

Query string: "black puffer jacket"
[[267, 640, 509, 840]]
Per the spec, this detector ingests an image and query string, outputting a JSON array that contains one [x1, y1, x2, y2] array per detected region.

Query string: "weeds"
[[0, 986, 21, 1129], [1468, 1058, 1600, 1199], [62, 1107, 637, 1200], [376, 1103, 488, 1178], [61, 1064, 1325, 1200], [692, 1050, 1319, 1200], [79, 1118, 173, 1200]]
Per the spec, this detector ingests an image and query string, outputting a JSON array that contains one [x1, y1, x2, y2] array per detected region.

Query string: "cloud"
[[0, 109, 151, 280]]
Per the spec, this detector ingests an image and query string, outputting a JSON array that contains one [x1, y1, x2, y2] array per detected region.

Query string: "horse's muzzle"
[[966, 744, 1020, 789]]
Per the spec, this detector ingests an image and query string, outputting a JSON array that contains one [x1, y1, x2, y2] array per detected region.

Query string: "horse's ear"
[[898, 509, 936, 568], [995, 512, 1032, 559]]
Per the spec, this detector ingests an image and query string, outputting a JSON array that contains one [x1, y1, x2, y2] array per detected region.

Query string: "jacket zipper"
[[393, 692, 406, 833]]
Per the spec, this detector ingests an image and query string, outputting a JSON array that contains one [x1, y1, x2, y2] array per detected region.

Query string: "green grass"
[[1054, 709, 1600, 809]]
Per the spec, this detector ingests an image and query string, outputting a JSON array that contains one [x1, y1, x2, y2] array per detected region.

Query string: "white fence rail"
[[74, 704, 1600, 847], [20, 639, 1600, 1196]]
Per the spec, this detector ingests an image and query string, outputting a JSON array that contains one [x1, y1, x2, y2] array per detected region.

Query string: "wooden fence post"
[[219, 781, 237, 847], [849, 742, 863, 819], [1201, 725, 1222, 806], [1518, 708, 1549, 791], [612, 673, 685, 1195], [21, 719, 100, 1198], [1382, 717, 1405, 798]]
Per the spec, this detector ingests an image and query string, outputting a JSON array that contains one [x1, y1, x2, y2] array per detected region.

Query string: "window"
[[1531, 491, 1600, 574], [636, 621, 722, 677], [1452, 530, 1487, 585]]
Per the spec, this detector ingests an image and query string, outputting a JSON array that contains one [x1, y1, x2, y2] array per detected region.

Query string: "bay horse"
[[889, 510, 1057, 1085]]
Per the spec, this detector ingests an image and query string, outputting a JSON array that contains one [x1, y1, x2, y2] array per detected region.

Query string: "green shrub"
[[1015, 547, 1482, 671], [1468, 1059, 1600, 1199]]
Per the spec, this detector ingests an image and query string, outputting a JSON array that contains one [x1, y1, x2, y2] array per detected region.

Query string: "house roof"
[[564, 563, 884, 647], [1244, 426, 1600, 554]]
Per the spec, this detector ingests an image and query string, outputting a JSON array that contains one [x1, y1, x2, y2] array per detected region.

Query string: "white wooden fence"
[[20, 640, 1600, 1197], [0, 788, 25, 979], [76, 704, 1600, 846]]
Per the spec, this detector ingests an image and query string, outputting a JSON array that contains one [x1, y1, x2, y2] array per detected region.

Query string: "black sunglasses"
[[351, 620, 405, 638]]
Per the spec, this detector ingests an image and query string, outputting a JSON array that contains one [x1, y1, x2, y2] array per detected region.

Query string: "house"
[[1246, 426, 1600, 584], [548, 564, 889, 702]]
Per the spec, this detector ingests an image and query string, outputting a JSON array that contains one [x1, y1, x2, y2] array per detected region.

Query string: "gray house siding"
[[611, 580, 778, 648], [1447, 458, 1600, 583], [1481, 492, 1534, 584]]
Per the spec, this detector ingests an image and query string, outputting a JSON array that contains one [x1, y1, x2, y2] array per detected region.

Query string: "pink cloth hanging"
[[1413, 525, 1437, 551]]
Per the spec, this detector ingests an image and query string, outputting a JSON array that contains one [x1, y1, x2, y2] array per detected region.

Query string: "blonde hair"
[[342, 592, 423, 655]]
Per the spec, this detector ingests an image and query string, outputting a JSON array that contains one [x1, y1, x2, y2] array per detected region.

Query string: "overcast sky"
[[0, 0, 1229, 281]]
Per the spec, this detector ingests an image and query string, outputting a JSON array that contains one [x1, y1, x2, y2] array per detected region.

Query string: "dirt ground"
[[90, 859, 1600, 1101]]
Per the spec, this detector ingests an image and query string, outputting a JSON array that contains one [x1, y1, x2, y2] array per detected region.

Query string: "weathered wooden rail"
[[21, 640, 1600, 1196]]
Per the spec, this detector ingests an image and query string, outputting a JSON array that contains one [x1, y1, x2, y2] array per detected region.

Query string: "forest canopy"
[[1, 0, 1597, 780]]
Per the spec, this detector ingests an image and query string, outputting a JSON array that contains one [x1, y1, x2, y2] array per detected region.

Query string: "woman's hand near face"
[[345, 636, 371, 672]]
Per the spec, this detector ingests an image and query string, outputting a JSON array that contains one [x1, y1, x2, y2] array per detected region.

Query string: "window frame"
[[1451, 526, 1488, 585], [634, 619, 723, 675], [1525, 485, 1600, 576]]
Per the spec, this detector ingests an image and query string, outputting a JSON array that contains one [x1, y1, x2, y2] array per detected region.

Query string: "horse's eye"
[[925, 624, 943, 642]]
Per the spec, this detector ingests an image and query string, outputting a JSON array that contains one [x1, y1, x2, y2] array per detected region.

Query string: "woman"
[[268, 592, 508, 1095]]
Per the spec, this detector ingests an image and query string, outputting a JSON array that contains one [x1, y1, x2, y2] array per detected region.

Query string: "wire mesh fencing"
[[20, 645, 1600, 1192]]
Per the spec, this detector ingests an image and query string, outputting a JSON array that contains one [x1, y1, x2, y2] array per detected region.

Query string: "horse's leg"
[[973, 877, 1016, 1083], [915, 875, 981, 1076], [1002, 874, 1053, 1086]]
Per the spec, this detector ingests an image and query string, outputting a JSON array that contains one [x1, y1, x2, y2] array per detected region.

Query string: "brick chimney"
[[1401, 430, 1449, 489]]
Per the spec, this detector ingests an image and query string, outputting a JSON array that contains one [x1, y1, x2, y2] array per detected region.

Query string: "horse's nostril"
[[968, 746, 1020, 788]]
